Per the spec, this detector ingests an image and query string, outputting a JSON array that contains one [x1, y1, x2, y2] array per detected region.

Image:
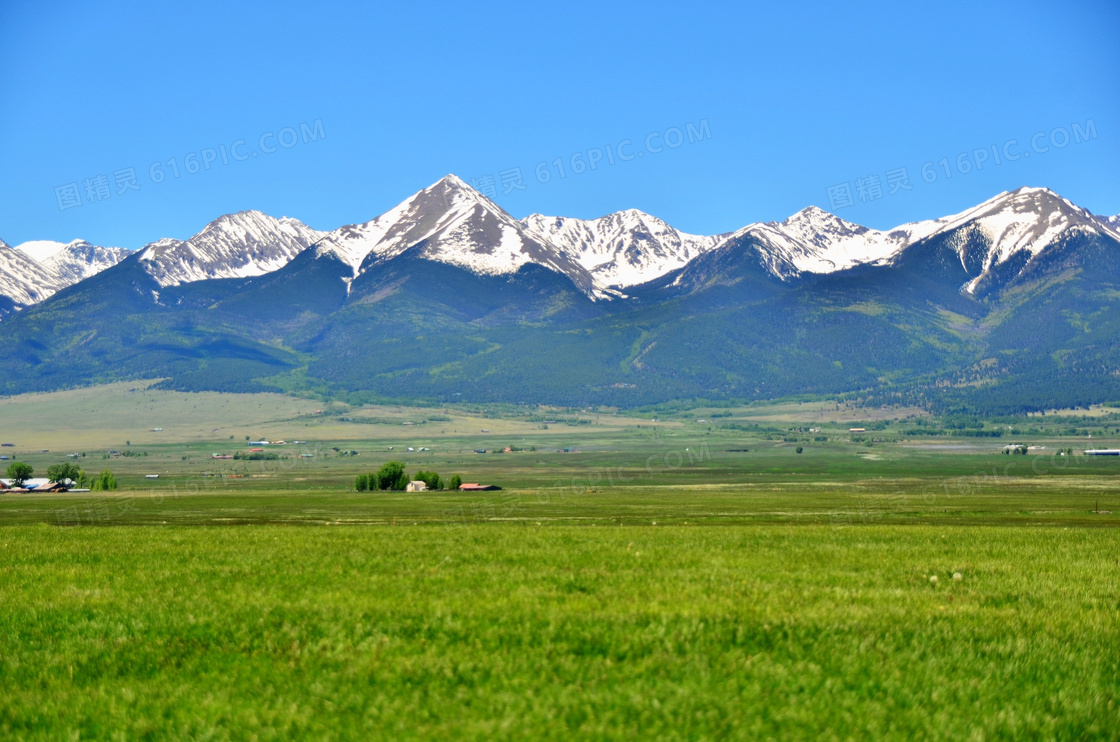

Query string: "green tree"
[[355, 473, 373, 491], [47, 462, 82, 485], [413, 470, 443, 490], [6, 462, 33, 487], [91, 469, 118, 491], [376, 461, 407, 491], [449, 474, 462, 491]]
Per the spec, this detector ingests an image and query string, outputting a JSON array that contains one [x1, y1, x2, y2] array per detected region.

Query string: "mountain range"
[[2, 175, 1118, 413], [0, 238, 129, 311]]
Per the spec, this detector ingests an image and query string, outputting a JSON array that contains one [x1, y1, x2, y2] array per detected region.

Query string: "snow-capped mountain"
[[0, 238, 63, 307], [23, 239, 131, 287], [690, 187, 1119, 294], [4, 180, 1115, 310], [313, 175, 596, 292], [886, 187, 1120, 294], [14, 239, 73, 264], [520, 209, 721, 289], [139, 210, 324, 287], [0, 238, 130, 309], [721, 207, 942, 279]]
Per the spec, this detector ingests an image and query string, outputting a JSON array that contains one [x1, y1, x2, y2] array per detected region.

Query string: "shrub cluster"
[[354, 462, 462, 492]]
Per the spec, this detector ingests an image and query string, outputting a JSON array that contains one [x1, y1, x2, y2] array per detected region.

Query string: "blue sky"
[[1, 0, 1117, 248]]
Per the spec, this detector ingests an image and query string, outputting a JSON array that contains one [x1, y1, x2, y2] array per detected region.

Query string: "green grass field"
[[2, 526, 1117, 739], [2, 384, 1119, 738]]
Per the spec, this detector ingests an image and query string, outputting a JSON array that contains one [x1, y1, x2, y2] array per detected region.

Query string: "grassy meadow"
[[1, 383, 1119, 738]]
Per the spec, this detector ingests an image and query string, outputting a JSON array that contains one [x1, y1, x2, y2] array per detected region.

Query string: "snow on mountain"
[[211, 182, 1118, 299], [520, 209, 721, 289], [935, 187, 1107, 260], [1095, 212, 1119, 234], [892, 187, 1117, 293], [2, 237, 129, 308], [700, 187, 1115, 291], [0, 239, 63, 306], [713, 207, 942, 279], [314, 175, 595, 292], [5, 181, 1113, 308], [139, 211, 324, 287], [35, 240, 131, 286], [14, 239, 70, 264]]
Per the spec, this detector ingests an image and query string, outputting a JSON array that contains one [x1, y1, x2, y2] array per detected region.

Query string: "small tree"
[[414, 470, 442, 491], [91, 469, 118, 491], [47, 462, 82, 485], [376, 461, 407, 491], [449, 474, 462, 491], [355, 473, 373, 491], [795, 446, 804, 454], [6, 462, 33, 487]]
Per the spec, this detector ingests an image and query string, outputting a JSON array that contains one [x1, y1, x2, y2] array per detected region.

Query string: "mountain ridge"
[[2, 179, 1118, 415], [4, 179, 1115, 311]]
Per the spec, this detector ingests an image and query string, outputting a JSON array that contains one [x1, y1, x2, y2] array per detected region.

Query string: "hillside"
[[1, 179, 1117, 414]]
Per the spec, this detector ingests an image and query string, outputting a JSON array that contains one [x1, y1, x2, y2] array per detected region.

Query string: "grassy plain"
[[1, 383, 1119, 738]]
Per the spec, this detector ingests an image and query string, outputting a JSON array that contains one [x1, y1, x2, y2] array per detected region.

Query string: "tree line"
[[5, 461, 117, 490], [354, 461, 461, 492]]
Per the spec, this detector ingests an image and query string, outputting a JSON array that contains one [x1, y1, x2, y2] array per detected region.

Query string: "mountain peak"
[[422, 174, 488, 204], [434, 173, 471, 189], [15, 239, 78, 263], [520, 209, 720, 290], [789, 204, 832, 219], [778, 205, 865, 234], [0, 238, 128, 307], [139, 211, 324, 287], [314, 176, 595, 291]]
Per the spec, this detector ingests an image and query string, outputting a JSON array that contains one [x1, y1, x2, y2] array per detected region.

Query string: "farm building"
[[458, 483, 501, 491], [0, 479, 67, 492], [406, 481, 427, 492], [1085, 449, 1120, 456]]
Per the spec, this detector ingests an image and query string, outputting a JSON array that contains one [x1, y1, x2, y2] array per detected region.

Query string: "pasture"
[[1, 383, 1118, 738]]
